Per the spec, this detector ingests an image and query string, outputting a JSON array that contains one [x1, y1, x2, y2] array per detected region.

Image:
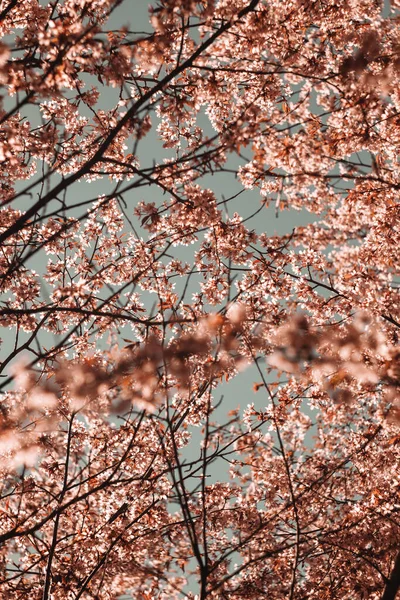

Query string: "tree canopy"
[[0, 0, 399, 598]]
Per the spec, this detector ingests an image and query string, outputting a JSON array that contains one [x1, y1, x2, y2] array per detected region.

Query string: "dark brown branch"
[[381, 550, 400, 600], [0, 0, 18, 23]]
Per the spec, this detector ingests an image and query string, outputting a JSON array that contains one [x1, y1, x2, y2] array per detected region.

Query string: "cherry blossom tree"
[[0, 0, 399, 598]]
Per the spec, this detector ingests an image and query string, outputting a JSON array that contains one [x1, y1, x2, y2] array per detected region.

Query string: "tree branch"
[[382, 550, 400, 600]]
